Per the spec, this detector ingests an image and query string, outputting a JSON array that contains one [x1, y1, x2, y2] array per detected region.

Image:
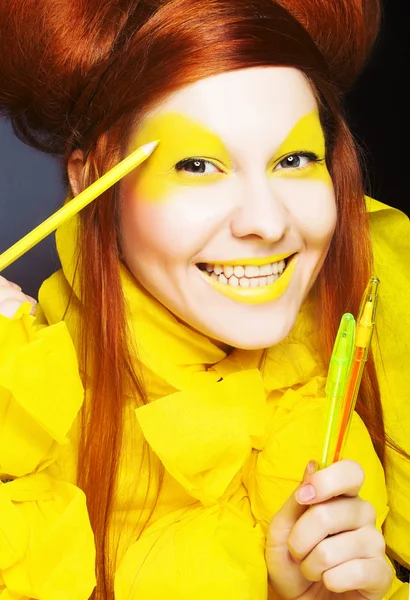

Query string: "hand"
[[265, 459, 393, 600], [0, 275, 37, 318]]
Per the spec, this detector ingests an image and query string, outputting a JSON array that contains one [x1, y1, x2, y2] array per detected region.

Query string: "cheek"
[[274, 179, 337, 243], [120, 193, 180, 260], [118, 185, 221, 262], [120, 185, 229, 261]]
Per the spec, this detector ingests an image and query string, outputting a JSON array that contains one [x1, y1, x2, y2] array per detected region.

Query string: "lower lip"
[[198, 254, 298, 305]]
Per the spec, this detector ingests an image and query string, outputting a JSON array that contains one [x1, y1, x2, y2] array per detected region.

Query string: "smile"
[[201, 258, 286, 287], [196, 253, 298, 304]]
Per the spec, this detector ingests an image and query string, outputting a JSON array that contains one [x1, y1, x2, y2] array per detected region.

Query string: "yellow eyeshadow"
[[130, 113, 232, 202], [268, 110, 332, 185]]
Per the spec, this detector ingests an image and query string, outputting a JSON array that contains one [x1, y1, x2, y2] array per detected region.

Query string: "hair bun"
[[276, 0, 381, 90], [0, 0, 133, 153], [0, 0, 381, 154]]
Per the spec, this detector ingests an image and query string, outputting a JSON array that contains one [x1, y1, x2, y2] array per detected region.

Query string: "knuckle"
[[319, 460, 365, 497], [360, 558, 376, 586], [347, 459, 365, 487], [354, 558, 382, 588], [360, 499, 377, 524], [322, 567, 344, 592], [357, 525, 385, 558], [370, 528, 386, 555], [313, 503, 333, 531], [314, 538, 333, 570], [324, 559, 366, 592]]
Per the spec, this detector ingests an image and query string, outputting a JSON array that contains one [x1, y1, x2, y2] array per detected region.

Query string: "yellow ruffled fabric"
[[0, 305, 96, 599], [1, 197, 408, 598], [365, 198, 410, 570]]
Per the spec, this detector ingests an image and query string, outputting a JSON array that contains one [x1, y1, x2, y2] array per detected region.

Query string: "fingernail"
[[307, 460, 318, 475], [302, 459, 318, 481], [295, 484, 316, 504]]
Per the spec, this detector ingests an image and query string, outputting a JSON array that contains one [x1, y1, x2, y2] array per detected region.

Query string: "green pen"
[[320, 313, 356, 469]]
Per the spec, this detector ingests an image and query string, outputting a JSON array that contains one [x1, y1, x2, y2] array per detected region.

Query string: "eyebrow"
[[273, 110, 325, 158], [137, 112, 233, 170]]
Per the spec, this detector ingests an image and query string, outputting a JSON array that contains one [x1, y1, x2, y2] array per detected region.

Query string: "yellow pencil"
[[0, 139, 159, 272]]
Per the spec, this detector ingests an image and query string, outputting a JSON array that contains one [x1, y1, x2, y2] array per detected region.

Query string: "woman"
[[0, 0, 409, 598]]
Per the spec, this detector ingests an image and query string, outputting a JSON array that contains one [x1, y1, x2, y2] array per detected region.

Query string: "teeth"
[[274, 259, 285, 274], [203, 257, 290, 287], [244, 265, 259, 277], [260, 264, 272, 276]]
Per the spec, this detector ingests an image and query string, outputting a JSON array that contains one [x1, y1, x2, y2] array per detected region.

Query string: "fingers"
[[298, 525, 385, 581], [268, 459, 364, 551], [295, 459, 365, 505], [285, 460, 392, 595], [0, 275, 37, 317], [323, 557, 393, 597], [288, 496, 376, 561]]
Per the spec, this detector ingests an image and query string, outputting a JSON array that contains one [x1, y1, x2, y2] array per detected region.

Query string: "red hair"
[[2, 1, 405, 598]]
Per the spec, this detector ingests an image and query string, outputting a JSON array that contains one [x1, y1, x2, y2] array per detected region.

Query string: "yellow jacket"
[[0, 198, 409, 599]]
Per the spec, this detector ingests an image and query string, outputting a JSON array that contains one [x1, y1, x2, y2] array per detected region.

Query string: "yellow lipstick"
[[201, 253, 298, 304]]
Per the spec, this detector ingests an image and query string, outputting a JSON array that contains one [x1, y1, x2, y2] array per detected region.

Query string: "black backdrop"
[[345, 0, 407, 216]]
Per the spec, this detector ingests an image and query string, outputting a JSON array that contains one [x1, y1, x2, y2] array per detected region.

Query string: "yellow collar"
[[39, 212, 324, 397], [37, 213, 326, 505]]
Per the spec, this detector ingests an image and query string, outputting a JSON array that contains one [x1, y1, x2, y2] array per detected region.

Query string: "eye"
[[275, 152, 321, 171], [175, 158, 221, 176]]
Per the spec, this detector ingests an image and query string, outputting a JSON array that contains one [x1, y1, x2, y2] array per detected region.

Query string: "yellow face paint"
[[130, 109, 330, 204], [130, 113, 232, 202], [268, 110, 332, 185]]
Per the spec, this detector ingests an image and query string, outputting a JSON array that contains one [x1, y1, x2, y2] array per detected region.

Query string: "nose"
[[230, 173, 291, 242]]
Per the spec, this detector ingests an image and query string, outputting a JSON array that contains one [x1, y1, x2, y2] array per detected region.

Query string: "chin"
[[214, 319, 296, 351]]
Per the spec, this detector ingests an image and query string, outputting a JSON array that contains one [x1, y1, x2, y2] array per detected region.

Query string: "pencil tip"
[[143, 139, 160, 155]]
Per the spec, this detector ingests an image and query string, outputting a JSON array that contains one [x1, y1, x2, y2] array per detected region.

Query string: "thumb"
[[267, 460, 318, 546]]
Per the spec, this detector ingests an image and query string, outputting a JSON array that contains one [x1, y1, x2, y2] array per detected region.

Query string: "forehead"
[[144, 67, 319, 147]]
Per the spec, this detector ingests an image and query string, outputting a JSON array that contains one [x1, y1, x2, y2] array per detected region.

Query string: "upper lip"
[[198, 251, 297, 267]]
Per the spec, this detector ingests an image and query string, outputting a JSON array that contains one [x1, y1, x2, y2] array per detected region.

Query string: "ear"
[[67, 149, 85, 197]]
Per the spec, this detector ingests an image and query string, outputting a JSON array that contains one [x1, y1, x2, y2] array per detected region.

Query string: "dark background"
[[345, 0, 407, 216], [0, 0, 408, 299]]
